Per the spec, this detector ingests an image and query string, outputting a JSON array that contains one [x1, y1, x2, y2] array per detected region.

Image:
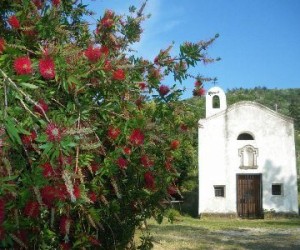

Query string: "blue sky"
[[84, 0, 300, 98]]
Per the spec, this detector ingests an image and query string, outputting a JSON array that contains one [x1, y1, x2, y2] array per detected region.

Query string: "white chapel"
[[198, 86, 298, 218]]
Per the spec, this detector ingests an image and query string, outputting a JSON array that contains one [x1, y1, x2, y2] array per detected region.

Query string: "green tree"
[[289, 98, 300, 131], [0, 0, 217, 248]]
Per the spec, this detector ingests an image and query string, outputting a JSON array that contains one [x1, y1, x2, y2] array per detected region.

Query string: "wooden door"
[[237, 174, 262, 218]]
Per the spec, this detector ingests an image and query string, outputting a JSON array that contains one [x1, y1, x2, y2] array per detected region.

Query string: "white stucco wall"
[[198, 98, 298, 215]]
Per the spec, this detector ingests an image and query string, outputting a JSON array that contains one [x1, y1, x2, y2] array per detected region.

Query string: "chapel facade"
[[198, 86, 298, 218]]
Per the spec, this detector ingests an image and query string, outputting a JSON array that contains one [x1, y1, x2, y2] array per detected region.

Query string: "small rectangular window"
[[214, 186, 225, 197], [272, 184, 282, 195]]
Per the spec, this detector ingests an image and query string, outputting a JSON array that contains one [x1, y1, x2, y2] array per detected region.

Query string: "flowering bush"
[[0, 0, 217, 248]]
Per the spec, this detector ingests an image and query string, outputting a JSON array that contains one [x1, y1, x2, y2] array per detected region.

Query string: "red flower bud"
[[0, 38, 5, 54], [108, 126, 121, 140], [140, 155, 154, 168], [21, 131, 37, 146], [170, 140, 180, 150], [193, 88, 205, 96], [112, 69, 125, 81], [117, 157, 127, 170], [34, 99, 49, 115], [52, 0, 60, 7], [0, 199, 5, 224], [138, 82, 147, 90], [8, 15, 20, 29], [59, 216, 72, 235], [33, 0, 43, 9], [144, 171, 155, 190], [159, 85, 170, 96], [89, 192, 97, 203], [123, 146, 131, 155], [24, 201, 40, 218]]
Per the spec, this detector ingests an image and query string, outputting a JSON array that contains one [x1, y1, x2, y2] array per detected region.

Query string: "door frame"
[[236, 173, 263, 219]]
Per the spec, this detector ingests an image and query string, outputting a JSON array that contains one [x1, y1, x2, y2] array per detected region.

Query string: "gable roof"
[[200, 101, 294, 123]]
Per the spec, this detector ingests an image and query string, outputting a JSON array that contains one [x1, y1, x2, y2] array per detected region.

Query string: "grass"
[[137, 214, 300, 250]]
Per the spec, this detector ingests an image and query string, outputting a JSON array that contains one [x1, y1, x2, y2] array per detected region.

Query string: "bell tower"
[[205, 86, 227, 118]]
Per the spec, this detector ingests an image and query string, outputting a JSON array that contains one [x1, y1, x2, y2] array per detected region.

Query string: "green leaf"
[[67, 76, 81, 85], [4, 117, 22, 145], [19, 82, 39, 89]]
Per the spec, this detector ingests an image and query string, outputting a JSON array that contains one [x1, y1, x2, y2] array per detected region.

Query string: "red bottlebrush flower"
[[23, 29, 37, 37], [59, 154, 73, 167], [0, 38, 5, 54], [100, 46, 109, 55], [149, 68, 162, 81], [89, 236, 101, 246], [8, 15, 20, 29], [39, 58, 56, 79], [0, 226, 5, 240], [129, 129, 144, 146], [193, 87, 205, 97], [135, 97, 143, 109], [59, 216, 71, 235], [84, 46, 102, 63], [123, 146, 131, 155], [112, 69, 125, 81], [140, 155, 154, 168], [167, 185, 178, 195], [138, 82, 147, 90], [60, 242, 71, 250], [33, 0, 43, 9], [13, 56, 33, 75], [165, 160, 172, 171], [107, 126, 121, 140], [144, 171, 155, 190], [56, 184, 68, 201], [170, 140, 180, 150], [194, 80, 202, 87], [104, 9, 114, 18], [73, 185, 80, 199], [103, 60, 112, 71], [89, 192, 97, 203], [0, 198, 5, 224], [16, 230, 28, 244], [40, 185, 57, 207], [52, 0, 60, 7], [46, 123, 62, 142], [41, 162, 55, 177], [34, 99, 49, 115], [21, 131, 37, 146], [91, 164, 100, 173], [180, 124, 188, 132], [24, 201, 40, 218], [159, 85, 170, 96], [101, 17, 114, 28], [117, 157, 127, 170]]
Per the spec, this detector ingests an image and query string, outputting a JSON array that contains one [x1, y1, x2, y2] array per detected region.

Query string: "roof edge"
[[199, 101, 294, 123]]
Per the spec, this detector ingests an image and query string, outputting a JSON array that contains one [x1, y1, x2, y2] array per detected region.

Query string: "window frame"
[[212, 95, 220, 109], [214, 185, 225, 198], [272, 183, 283, 196]]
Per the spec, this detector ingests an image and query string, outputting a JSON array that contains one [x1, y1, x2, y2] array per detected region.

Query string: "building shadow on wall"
[[263, 160, 299, 215]]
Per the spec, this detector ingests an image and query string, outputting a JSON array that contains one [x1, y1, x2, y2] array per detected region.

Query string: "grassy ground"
[[140, 214, 300, 250]]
